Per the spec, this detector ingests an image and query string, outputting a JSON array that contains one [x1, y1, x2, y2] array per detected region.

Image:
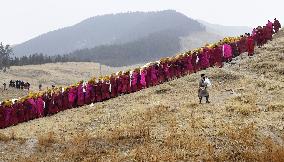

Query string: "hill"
[[13, 10, 205, 57], [198, 19, 252, 37], [0, 30, 283, 161]]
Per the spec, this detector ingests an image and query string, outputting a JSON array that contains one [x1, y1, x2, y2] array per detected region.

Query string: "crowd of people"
[[2, 80, 31, 91], [8, 80, 31, 90], [0, 19, 281, 129]]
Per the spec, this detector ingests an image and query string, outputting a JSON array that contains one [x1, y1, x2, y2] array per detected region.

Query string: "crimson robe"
[[47, 95, 59, 115], [151, 66, 159, 86], [101, 81, 110, 101], [85, 83, 95, 105], [36, 97, 45, 118], [213, 46, 223, 68], [68, 87, 77, 108], [146, 68, 152, 87], [247, 36, 255, 56], [0, 105, 6, 128], [10, 104, 19, 126], [77, 84, 85, 106], [131, 71, 139, 92], [62, 90, 71, 110], [117, 76, 123, 95], [191, 53, 200, 73], [110, 77, 118, 98], [15, 102, 25, 124], [2, 106, 12, 128], [95, 82, 102, 102], [162, 63, 170, 81]]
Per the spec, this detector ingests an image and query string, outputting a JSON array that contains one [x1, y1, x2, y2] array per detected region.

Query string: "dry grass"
[[0, 30, 284, 161]]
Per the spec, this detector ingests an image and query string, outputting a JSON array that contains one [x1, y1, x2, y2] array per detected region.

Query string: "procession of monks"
[[0, 19, 281, 129]]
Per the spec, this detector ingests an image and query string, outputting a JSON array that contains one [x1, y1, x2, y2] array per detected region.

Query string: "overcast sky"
[[1, 0, 283, 44]]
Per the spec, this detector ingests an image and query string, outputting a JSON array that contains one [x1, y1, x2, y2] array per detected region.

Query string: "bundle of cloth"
[[0, 19, 281, 129]]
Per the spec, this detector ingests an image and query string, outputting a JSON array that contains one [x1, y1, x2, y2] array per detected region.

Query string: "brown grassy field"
[[0, 62, 139, 101], [0, 30, 283, 161]]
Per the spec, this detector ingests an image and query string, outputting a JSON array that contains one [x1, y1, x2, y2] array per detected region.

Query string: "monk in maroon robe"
[[110, 75, 118, 98], [47, 93, 59, 115], [213, 45, 223, 68], [68, 86, 78, 108], [4, 104, 13, 127], [0, 104, 5, 128], [246, 35, 255, 56], [169, 60, 176, 79], [101, 80, 111, 101], [273, 18, 281, 33], [161, 61, 170, 81], [191, 52, 200, 73], [151, 64, 159, 86], [15, 101, 25, 124], [85, 81, 96, 104], [131, 69, 139, 92], [146, 67, 152, 87], [124, 72, 131, 93], [117, 73, 123, 95], [36, 97, 45, 118], [62, 89, 71, 110], [95, 80, 102, 102], [185, 54, 194, 74], [77, 83, 85, 106], [10, 103, 19, 126], [54, 91, 63, 112], [157, 63, 165, 83]]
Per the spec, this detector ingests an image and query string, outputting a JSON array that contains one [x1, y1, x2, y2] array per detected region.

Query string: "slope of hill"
[[0, 62, 138, 96], [198, 19, 252, 37], [13, 10, 205, 57], [0, 30, 283, 161]]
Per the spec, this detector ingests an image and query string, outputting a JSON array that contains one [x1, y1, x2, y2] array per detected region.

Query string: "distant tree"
[[0, 42, 13, 72]]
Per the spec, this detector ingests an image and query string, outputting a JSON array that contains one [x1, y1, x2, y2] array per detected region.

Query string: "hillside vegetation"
[[0, 30, 283, 161]]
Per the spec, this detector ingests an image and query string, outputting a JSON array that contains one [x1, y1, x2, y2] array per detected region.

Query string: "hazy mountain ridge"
[[13, 10, 205, 57], [198, 19, 252, 36]]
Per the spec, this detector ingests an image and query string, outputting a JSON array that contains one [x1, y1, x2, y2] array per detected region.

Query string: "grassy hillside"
[[0, 62, 138, 101], [0, 30, 283, 161]]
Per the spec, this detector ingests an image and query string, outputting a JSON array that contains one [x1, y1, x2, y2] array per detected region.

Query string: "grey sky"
[[1, 0, 283, 44]]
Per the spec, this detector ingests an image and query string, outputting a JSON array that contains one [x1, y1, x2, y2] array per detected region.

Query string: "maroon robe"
[[162, 63, 170, 81], [15, 102, 25, 123], [101, 81, 110, 101], [47, 95, 59, 115], [68, 87, 77, 108], [146, 67, 152, 87], [191, 53, 200, 73], [117, 76, 123, 95], [0, 105, 6, 128], [95, 82, 102, 102], [36, 97, 45, 118], [77, 84, 85, 106], [247, 36, 255, 56], [10, 104, 19, 126], [55, 92, 63, 112], [213, 46, 223, 68], [3, 105, 12, 128], [62, 90, 71, 110], [110, 77, 118, 98], [131, 71, 139, 92], [85, 83, 95, 105]]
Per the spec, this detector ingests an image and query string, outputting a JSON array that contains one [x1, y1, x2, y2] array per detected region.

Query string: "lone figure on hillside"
[[3, 83, 7, 90], [198, 74, 210, 104]]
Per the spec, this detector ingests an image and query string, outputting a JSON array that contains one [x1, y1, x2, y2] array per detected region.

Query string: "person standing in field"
[[3, 83, 7, 90], [198, 74, 210, 104]]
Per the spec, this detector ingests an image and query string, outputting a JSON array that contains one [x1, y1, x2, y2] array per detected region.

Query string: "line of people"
[[0, 19, 281, 129], [8, 80, 31, 90]]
